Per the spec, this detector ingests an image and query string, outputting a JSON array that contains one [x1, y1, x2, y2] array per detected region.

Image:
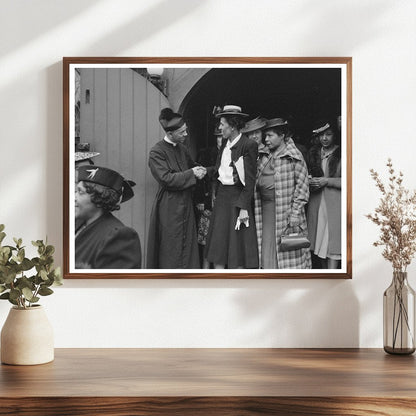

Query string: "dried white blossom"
[[366, 159, 416, 272]]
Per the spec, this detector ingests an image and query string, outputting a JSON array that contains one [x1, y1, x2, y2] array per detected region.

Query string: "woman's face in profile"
[[264, 129, 284, 151], [75, 181, 98, 222], [319, 128, 335, 148], [219, 117, 233, 140]]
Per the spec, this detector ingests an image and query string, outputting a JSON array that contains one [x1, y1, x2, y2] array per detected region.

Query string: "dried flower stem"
[[366, 159, 416, 272]]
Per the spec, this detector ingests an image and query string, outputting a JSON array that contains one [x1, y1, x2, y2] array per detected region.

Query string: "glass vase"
[[383, 271, 415, 355]]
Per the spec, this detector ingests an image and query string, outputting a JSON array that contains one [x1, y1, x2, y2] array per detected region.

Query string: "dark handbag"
[[280, 226, 310, 252]]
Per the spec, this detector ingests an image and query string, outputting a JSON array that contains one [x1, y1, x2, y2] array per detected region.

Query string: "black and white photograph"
[[63, 57, 352, 279]]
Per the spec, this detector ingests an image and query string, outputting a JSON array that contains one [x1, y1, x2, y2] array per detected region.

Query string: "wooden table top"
[[1, 348, 415, 398]]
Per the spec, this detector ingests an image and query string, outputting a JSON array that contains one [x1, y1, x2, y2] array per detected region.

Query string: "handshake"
[[192, 166, 207, 180]]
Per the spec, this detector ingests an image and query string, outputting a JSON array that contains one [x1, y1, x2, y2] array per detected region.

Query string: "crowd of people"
[[74, 104, 342, 270]]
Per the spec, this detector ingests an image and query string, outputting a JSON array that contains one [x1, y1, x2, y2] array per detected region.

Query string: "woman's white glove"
[[235, 209, 249, 230]]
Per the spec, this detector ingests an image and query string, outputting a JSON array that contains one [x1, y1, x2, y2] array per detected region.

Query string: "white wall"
[[1, 0, 415, 348]]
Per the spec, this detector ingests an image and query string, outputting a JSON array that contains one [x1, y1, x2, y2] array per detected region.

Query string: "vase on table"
[[383, 271, 415, 355], [1, 305, 54, 365]]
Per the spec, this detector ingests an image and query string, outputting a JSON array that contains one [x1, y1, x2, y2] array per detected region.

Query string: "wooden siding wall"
[[79, 68, 170, 264]]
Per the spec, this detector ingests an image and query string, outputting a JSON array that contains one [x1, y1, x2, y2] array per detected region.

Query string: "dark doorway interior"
[[180, 67, 341, 157]]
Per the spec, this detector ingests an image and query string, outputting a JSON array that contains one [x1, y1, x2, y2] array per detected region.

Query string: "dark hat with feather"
[[77, 165, 136, 203]]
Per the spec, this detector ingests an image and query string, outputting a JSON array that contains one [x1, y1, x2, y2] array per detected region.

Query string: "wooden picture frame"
[[63, 57, 352, 279]]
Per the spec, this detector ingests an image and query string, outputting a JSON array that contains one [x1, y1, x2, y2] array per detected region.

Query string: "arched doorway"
[[179, 67, 342, 156]]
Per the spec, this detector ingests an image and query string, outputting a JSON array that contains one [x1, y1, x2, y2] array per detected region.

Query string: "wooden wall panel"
[[91, 69, 108, 167], [79, 68, 170, 266], [119, 69, 135, 228], [79, 69, 94, 145]]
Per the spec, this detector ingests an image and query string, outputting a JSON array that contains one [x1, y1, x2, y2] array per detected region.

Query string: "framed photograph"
[[63, 57, 352, 279]]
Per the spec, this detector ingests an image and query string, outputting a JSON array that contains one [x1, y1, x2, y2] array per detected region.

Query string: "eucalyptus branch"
[[0, 224, 63, 309]]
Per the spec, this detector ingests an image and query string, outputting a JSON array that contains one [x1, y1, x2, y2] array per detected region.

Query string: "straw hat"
[[215, 105, 249, 118]]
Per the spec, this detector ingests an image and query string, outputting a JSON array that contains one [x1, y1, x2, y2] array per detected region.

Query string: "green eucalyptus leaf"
[[39, 256, 54, 266], [22, 287, 34, 300], [21, 258, 34, 271], [34, 274, 43, 285], [0, 231, 6, 244], [9, 288, 21, 301], [38, 287, 54, 296], [17, 248, 25, 263], [17, 276, 35, 290], [0, 285, 6, 294], [0, 246, 11, 255], [39, 269, 48, 281], [2, 271, 17, 285], [0, 224, 5, 232], [31, 257, 40, 266], [45, 245, 55, 256], [0, 264, 8, 279], [13, 237, 23, 249], [0, 292, 10, 299]]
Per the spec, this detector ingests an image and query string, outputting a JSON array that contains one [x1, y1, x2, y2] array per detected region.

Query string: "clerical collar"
[[164, 135, 177, 147]]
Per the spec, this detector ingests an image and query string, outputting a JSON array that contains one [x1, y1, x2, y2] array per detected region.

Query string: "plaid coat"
[[254, 139, 311, 269]]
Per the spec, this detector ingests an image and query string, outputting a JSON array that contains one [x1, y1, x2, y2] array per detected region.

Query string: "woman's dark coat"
[[75, 212, 142, 269]]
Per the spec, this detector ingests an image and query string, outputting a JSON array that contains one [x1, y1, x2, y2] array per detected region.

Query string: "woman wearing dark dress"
[[205, 105, 259, 269]]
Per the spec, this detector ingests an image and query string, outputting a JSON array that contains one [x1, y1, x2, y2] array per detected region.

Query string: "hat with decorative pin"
[[77, 165, 136, 203]]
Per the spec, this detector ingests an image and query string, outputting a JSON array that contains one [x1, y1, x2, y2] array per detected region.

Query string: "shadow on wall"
[[81, 0, 204, 55], [233, 280, 359, 348], [2, 0, 203, 57], [291, 0, 394, 51], [1, 0, 102, 56]]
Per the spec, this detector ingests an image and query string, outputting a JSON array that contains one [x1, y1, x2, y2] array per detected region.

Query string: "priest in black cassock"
[[147, 108, 206, 269]]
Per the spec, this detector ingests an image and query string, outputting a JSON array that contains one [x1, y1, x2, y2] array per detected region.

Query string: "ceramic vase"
[[1, 305, 54, 365]]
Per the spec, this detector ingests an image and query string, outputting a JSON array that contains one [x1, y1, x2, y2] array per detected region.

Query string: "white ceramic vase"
[[1, 305, 54, 365]]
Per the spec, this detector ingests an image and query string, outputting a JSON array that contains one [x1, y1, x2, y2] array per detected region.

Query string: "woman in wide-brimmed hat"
[[241, 116, 268, 156], [205, 105, 259, 269], [254, 118, 311, 269], [306, 119, 341, 269]]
